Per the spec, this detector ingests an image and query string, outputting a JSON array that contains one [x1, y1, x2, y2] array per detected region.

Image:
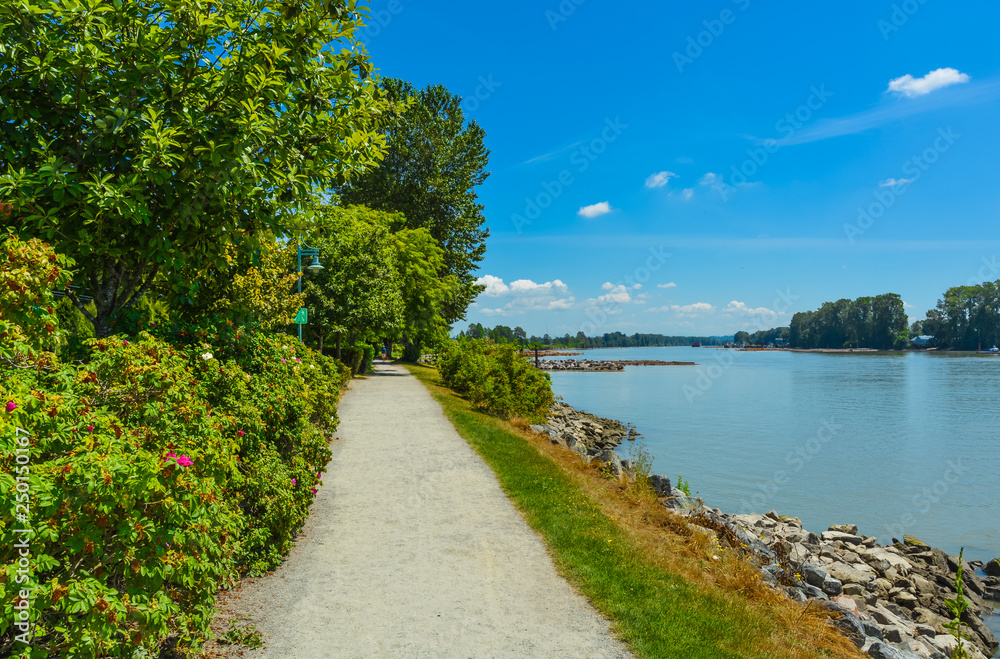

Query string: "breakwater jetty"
[[536, 359, 697, 371]]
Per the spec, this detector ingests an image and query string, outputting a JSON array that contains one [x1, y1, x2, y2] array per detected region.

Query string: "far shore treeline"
[[468, 280, 1000, 352]]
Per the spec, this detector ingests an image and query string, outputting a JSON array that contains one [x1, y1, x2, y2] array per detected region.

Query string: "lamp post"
[[296, 243, 323, 342]]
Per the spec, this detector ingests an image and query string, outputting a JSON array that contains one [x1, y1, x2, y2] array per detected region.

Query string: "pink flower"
[[281, 358, 286, 364], [5, 401, 16, 413], [123, 340, 129, 346], [175, 455, 194, 467], [311, 487, 317, 494], [291, 478, 297, 486], [295, 357, 301, 362], [317, 472, 322, 479], [87, 425, 94, 432], [237, 430, 245, 437]]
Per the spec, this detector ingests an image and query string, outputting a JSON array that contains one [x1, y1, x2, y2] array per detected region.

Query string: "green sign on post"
[[293, 307, 308, 324]]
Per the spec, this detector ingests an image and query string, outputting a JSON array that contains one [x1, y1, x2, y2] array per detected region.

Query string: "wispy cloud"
[[645, 171, 677, 188], [657, 282, 677, 289], [646, 302, 715, 316], [879, 177, 914, 187], [520, 141, 584, 165], [774, 75, 1000, 147], [887, 68, 970, 98], [578, 201, 612, 218], [680, 188, 694, 201]]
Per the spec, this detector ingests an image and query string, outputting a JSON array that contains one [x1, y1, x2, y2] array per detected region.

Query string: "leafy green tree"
[[392, 227, 459, 353], [0, 0, 389, 337], [304, 206, 402, 356], [337, 78, 490, 323], [733, 331, 751, 345], [208, 240, 305, 330]]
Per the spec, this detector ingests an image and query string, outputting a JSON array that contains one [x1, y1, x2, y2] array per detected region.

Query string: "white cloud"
[[887, 68, 970, 98], [680, 188, 694, 201], [647, 302, 715, 316], [476, 274, 509, 296], [699, 172, 720, 186], [472, 276, 574, 316], [578, 201, 612, 218], [903, 300, 914, 309], [657, 282, 677, 289], [645, 171, 677, 189], [723, 300, 791, 324], [879, 177, 914, 187], [595, 283, 631, 304]]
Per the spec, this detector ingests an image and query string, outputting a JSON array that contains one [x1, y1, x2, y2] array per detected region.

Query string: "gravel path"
[[217, 362, 632, 658]]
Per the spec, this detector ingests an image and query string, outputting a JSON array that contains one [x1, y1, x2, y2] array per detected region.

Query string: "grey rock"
[[832, 611, 867, 648], [866, 641, 922, 659], [592, 450, 623, 477], [822, 575, 844, 596], [529, 424, 549, 434], [882, 626, 905, 643], [648, 474, 672, 497], [829, 523, 859, 534], [801, 584, 828, 600], [861, 619, 884, 640], [843, 583, 867, 596], [822, 530, 864, 545], [827, 562, 876, 585], [986, 558, 1000, 577], [804, 564, 828, 588]]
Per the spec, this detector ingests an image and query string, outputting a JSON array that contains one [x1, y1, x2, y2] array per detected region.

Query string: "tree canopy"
[[921, 281, 1000, 350], [789, 294, 908, 350], [337, 78, 490, 324], [0, 0, 390, 336]]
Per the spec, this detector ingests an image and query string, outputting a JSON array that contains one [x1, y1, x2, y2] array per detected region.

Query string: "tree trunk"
[[335, 332, 342, 360], [384, 339, 393, 360], [318, 332, 324, 354], [69, 259, 160, 338]]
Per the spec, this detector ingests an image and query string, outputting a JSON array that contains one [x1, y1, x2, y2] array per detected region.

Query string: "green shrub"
[[1, 334, 239, 658], [436, 338, 553, 421], [340, 346, 365, 375], [401, 341, 422, 362], [360, 343, 375, 374], [0, 236, 353, 656]]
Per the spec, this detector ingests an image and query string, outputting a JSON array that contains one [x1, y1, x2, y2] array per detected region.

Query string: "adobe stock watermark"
[[884, 458, 968, 539], [709, 84, 833, 201], [682, 288, 799, 403], [738, 418, 842, 515], [965, 255, 1000, 287], [843, 127, 959, 244], [573, 246, 672, 336], [544, 0, 587, 30], [10, 425, 34, 649], [359, 0, 407, 40], [878, 0, 930, 41], [672, 0, 752, 74], [511, 117, 628, 234], [462, 75, 501, 114]]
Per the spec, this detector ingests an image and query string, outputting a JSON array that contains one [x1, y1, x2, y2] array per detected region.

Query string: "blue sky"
[[361, 1, 1000, 337]]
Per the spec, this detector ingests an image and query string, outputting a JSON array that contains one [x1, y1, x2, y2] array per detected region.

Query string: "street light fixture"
[[296, 243, 323, 341]]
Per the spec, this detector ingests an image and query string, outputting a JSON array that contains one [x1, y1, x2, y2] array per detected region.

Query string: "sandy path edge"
[[204, 362, 632, 658]]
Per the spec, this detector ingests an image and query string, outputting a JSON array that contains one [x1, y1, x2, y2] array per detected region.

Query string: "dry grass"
[[508, 414, 863, 659]]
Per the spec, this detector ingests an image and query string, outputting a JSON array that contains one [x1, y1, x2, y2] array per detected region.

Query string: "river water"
[[548, 346, 1000, 641]]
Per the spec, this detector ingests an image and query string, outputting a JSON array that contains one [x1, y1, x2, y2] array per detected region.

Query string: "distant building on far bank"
[[910, 335, 934, 347]]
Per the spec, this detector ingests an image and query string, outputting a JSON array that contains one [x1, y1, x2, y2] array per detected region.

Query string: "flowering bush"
[[1, 335, 239, 657], [437, 338, 554, 421], [0, 237, 353, 656]]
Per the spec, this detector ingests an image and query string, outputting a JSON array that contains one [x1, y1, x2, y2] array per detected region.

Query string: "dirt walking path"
[[215, 362, 632, 658]]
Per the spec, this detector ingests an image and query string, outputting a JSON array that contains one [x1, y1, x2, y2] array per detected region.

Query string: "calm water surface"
[[549, 347, 1000, 642]]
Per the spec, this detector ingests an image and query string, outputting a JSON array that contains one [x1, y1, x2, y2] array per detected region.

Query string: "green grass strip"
[[404, 364, 790, 659]]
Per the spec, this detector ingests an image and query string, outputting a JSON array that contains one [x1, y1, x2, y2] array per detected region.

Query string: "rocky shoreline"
[[536, 359, 697, 371], [530, 401, 1000, 659]]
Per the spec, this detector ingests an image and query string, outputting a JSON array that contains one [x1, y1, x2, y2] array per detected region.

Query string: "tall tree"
[[0, 0, 390, 336], [303, 205, 402, 356], [392, 227, 459, 350], [337, 78, 490, 324]]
